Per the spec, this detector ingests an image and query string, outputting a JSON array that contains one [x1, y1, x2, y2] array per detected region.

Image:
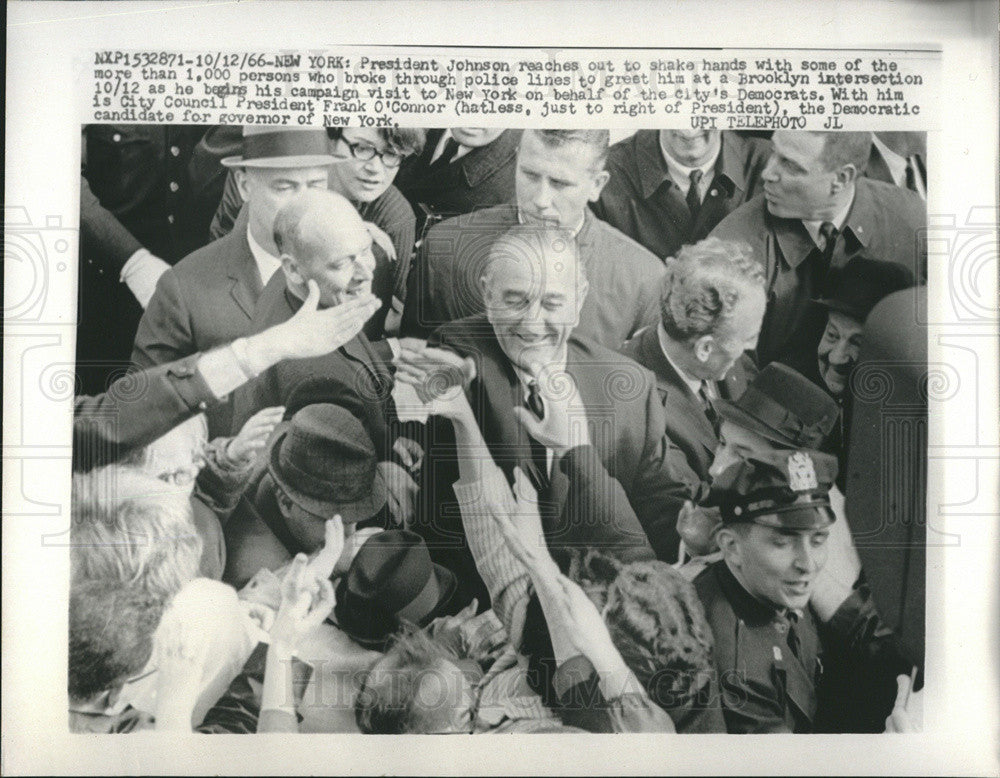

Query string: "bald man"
[[413, 225, 700, 603], [229, 189, 395, 457]]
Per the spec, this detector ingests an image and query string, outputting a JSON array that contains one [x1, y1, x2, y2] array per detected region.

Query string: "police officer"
[[694, 449, 916, 733]]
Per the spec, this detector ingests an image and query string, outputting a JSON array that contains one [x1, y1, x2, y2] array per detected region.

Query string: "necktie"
[[698, 381, 720, 435], [818, 220, 839, 277], [527, 380, 545, 420], [785, 611, 802, 660], [686, 169, 704, 217], [430, 137, 461, 169], [524, 381, 550, 493]]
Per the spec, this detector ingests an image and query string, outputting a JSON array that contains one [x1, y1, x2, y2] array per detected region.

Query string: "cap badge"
[[787, 452, 818, 491]]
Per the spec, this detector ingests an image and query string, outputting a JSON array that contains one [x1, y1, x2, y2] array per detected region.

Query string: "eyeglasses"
[[342, 139, 406, 169]]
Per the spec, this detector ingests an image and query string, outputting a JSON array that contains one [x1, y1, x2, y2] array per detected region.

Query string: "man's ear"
[[234, 168, 253, 203], [716, 525, 742, 567], [693, 334, 715, 364], [589, 169, 611, 202], [830, 163, 858, 194], [280, 253, 306, 286]]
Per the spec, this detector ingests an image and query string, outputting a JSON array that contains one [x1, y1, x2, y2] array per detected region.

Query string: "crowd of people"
[[71, 124, 928, 734]]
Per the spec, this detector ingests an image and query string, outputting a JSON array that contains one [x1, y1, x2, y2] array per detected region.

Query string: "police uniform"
[[694, 450, 914, 733]]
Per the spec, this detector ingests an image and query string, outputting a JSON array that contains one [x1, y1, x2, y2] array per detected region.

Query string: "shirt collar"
[[246, 225, 282, 287], [656, 323, 705, 396], [661, 137, 721, 194], [511, 351, 568, 398], [432, 129, 474, 164], [802, 196, 855, 248], [870, 135, 908, 187]]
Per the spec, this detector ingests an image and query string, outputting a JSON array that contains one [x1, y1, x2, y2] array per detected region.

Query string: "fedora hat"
[[333, 530, 460, 650], [715, 363, 840, 449], [220, 127, 338, 169], [815, 256, 915, 322], [267, 404, 386, 525]]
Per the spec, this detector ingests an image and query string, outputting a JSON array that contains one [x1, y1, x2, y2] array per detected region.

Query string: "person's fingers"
[[893, 673, 911, 710], [512, 406, 541, 439], [302, 279, 320, 311]]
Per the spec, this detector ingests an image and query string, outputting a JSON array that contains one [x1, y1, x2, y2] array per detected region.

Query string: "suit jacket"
[[401, 205, 665, 351], [229, 273, 396, 458], [72, 352, 218, 472], [709, 179, 925, 366], [592, 130, 772, 261], [395, 129, 521, 226], [132, 207, 264, 436], [621, 326, 756, 481], [421, 316, 700, 598]]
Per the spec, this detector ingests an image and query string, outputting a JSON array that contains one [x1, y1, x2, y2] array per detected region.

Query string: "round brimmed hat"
[[221, 127, 338, 168], [711, 449, 838, 530], [332, 530, 460, 650], [814, 256, 915, 322], [267, 404, 387, 525], [715, 363, 840, 449]]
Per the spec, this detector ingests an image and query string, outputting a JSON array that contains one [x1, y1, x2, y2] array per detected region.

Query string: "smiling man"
[[592, 129, 771, 262], [400, 129, 665, 350], [415, 225, 701, 603], [694, 449, 914, 733], [709, 130, 923, 367]]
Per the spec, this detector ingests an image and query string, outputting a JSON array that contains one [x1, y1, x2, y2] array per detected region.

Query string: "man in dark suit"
[[131, 128, 337, 434], [404, 226, 701, 603], [591, 130, 772, 262], [709, 130, 926, 367], [400, 129, 665, 351], [621, 237, 765, 482], [864, 132, 927, 200], [394, 128, 521, 231]]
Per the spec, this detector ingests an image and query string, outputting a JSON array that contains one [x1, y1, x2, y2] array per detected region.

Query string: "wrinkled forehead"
[[772, 131, 827, 170], [485, 237, 582, 292]]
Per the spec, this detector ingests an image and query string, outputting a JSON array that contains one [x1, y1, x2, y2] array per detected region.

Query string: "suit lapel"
[[638, 328, 718, 456], [226, 208, 263, 319]]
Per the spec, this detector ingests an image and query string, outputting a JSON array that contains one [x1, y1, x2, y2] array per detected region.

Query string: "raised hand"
[[364, 221, 397, 263], [305, 516, 346, 583], [884, 671, 922, 732], [393, 342, 476, 405], [246, 279, 381, 370], [270, 554, 337, 654], [226, 405, 286, 464], [512, 368, 590, 457]]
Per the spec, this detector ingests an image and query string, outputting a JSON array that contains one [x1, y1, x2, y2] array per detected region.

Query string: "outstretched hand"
[[227, 405, 286, 464], [884, 672, 922, 732], [393, 341, 477, 405], [512, 368, 590, 457], [270, 554, 336, 654]]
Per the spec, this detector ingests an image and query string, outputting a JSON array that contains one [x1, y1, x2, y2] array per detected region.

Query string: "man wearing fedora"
[[694, 449, 917, 733], [621, 237, 766, 483], [132, 127, 337, 435], [221, 403, 389, 589], [780, 256, 915, 487]]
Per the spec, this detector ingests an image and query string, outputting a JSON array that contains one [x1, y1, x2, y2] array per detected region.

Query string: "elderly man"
[[695, 449, 917, 733], [229, 189, 390, 443], [621, 237, 765, 481], [592, 130, 772, 261], [403, 225, 700, 604], [394, 127, 522, 230], [710, 130, 926, 366], [132, 127, 337, 434], [400, 129, 665, 350]]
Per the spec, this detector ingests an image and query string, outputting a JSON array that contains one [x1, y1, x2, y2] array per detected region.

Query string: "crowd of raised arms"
[[71, 125, 927, 734]]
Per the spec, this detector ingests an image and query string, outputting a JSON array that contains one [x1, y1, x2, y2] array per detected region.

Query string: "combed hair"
[[817, 131, 874, 174], [71, 466, 202, 598], [482, 224, 587, 292], [354, 627, 460, 734], [69, 579, 166, 701], [326, 127, 426, 156], [603, 560, 716, 711], [659, 237, 765, 343], [527, 129, 610, 169]]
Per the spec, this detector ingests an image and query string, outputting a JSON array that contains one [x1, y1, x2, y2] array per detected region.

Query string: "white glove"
[[120, 248, 170, 308]]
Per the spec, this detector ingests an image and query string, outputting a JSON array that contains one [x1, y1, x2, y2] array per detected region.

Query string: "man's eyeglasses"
[[342, 139, 406, 169]]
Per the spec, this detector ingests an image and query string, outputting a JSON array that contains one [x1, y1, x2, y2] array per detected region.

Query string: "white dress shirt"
[[247, 226, 282, 287]]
